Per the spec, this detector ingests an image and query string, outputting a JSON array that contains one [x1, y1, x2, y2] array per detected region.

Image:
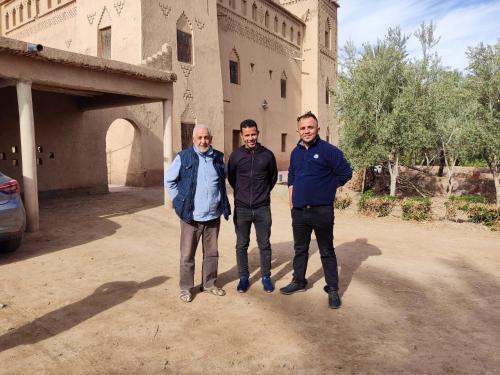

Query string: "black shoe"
[[237, 277, 249, 293], [262, 276, 274, 293], [324, 286, 341, 309], [279, 280, 307, 295]]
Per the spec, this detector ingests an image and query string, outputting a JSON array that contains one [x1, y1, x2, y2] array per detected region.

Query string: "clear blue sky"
[[338, 0, 500, 71]]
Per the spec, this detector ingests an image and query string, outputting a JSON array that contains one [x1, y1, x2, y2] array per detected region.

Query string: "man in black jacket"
[[228, 119, 278, 293]]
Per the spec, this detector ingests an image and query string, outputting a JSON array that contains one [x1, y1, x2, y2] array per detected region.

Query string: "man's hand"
[[288, 186, 293, 209]]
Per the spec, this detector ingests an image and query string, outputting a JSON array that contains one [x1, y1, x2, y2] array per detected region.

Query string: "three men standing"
[[165, 125, 230, 303], [280, 112, 352, 309], [228, 120, 278, 293]]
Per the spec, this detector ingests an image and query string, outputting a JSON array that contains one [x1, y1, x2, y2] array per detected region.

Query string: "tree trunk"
[[492, 168, 499, 207], [446, 160, 456, 196], [361, 168, 367, 193], [438, 150, 445, 177], [387, 155, 399, 197]]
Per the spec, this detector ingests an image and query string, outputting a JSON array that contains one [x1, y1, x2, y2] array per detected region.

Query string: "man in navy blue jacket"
[[280, 112, 352, 309]]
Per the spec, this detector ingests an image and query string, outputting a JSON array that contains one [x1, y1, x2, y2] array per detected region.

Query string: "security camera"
[[27, 43, 43, 53]]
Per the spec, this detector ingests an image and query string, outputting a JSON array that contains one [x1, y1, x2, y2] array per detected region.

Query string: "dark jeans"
[[234, 206, 272, 278], [291, 205, 339, 290]]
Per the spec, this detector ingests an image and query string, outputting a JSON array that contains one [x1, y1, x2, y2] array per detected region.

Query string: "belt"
[[293, 204, 329, 210]]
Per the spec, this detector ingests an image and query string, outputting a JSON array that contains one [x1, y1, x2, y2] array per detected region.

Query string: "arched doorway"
[[105, 119, 144, 186]]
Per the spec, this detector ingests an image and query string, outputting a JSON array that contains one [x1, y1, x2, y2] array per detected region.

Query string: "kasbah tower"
[[1, 0, 338, 181]]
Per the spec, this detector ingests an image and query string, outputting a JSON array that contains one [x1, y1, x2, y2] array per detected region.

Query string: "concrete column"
[[16, 80, 39, 232], [162, 99, 173, 208]]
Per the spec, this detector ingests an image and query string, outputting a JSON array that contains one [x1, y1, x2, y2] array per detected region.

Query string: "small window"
[[282, 22, 286, 37], [252, 2, 257, 21], [229, 0, 235, 9], [274, 16, 278, 32], [177, 30, 192, 64], [98, 26, 112, 59], [280, 78, 286, 98], [290, 26, 294, 42], [36, 0, 40, 15], [230, 60, 239, 84], [242, 0, 247, 15], [47, 0, 52, 9], [233, 130, 241, 151], [325, 18, 331, 49], [5, 13, 9, 29], [281, 133, 287, 152], [297, 31, 301, 46], [326, 80, 330, 105], [19, 4, 24, 22], [27, 0, 32, 18], [12, 9, 16, 27], [264, 11, 269, 28]]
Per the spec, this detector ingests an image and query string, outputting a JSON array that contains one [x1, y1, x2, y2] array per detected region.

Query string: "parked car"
[[0, 172, 26, 252]]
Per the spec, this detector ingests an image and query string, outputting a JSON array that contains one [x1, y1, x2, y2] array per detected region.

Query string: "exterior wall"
[[280, 0, 339, 144], [0, 87, 107, 194], [1, 0, 77, 50], [217, 0, 305, 169], [141, 0, 225, 154]]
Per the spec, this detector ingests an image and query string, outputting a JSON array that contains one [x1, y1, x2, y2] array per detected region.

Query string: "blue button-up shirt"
[[165, 146, 222, 221]]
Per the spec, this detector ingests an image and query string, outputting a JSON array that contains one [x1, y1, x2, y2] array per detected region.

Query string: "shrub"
[[445, 195, 488, 221], [401, 197, 432, 221], [358, 191, 396, 217], [465, 203, 499, 228], [334, 194, 352, 210]]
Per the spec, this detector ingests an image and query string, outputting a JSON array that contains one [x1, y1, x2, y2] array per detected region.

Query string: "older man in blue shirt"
[[165, 125, 231, 303]]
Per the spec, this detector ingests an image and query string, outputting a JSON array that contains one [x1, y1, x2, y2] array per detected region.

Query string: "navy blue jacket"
[[228, 144, 278, 209], [288, 137, 352, 208], [172, 147, 231, 223]]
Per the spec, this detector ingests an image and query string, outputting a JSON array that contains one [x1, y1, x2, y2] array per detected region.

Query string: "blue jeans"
[[291, 205, 339, 290], [234, 206, 272, 278]]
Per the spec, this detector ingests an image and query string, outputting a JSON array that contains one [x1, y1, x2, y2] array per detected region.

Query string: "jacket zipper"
[[250, 150, 254, 208]]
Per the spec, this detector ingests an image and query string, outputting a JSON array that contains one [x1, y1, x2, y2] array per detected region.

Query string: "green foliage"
[[401, 197, 432, 221], [466, 203, 499, 227], [445, 195, 487, 220], [334, 194, 352, 210], [358, 191, 396, 217]]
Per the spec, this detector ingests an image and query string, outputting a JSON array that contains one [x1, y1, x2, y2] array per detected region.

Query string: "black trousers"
[[291, 205, 339, 290], [234, 206, 272, 278]]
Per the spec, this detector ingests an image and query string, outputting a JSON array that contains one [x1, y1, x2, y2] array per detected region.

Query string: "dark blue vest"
[[172, 147, 231, 223]]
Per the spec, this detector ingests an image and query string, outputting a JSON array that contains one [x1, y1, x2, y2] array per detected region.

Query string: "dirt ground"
[[0, 186, 499, 375]]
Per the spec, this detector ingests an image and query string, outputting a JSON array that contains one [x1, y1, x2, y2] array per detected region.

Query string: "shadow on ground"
[[0, 188, 164, 266], [218, 238, 381, 297], [0, 276, 169, 352]]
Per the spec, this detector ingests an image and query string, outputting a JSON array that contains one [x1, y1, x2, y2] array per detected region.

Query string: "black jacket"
[[228, 144, 278, 209]]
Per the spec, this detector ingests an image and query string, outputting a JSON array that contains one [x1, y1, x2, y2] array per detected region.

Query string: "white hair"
[[192, 124, 212, 137]]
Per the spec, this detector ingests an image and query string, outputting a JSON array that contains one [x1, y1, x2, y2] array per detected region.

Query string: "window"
[[233, 130, 241, 151], [280, 72, 287, 98], [282, 22, 286, 37], [297, 31, 301, 46], [230, 60, 239, 84], [177, 30, 192, 63], [264, 11, 269, 28], [290, 26, 294, 42], [12, 9, 16, 27], [47, 0, 52, 9], [251, 2, 257, 21], [242, 0, 247, 15], [27, 0, 32, 18], [325, 18, 331, 49], [5, 13, 8, 29], [274, 16, 278, 32], [36, 0, 40, 15], [19, 4, 24, 22], [229, 0, 235, 9], [98, 27, 111, 59], [281, 133, 287, 152], [326, 79, 330, 105]]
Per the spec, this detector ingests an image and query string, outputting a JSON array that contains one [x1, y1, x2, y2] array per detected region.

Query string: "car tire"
[[0, 237, 22, 253]]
